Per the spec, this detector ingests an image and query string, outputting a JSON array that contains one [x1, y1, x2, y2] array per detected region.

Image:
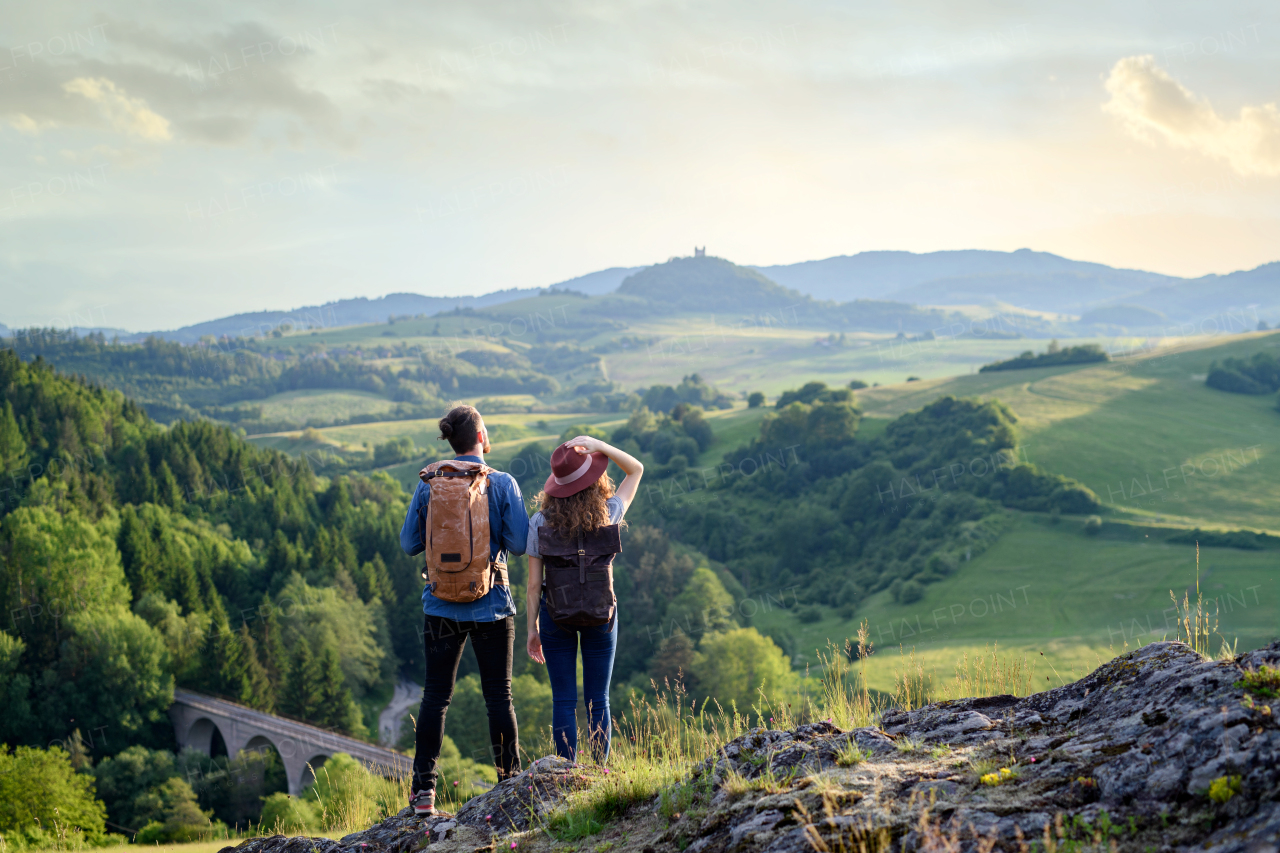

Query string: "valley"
[[238, 325, 1279, 698], [3, 250, 1277, 847]]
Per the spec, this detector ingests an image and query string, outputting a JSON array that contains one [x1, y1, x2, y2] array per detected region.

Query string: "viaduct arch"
[[170, 689, 411, 796]]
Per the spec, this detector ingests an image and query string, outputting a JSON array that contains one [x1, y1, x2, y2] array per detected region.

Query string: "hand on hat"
[[565, 435, 606, 455]]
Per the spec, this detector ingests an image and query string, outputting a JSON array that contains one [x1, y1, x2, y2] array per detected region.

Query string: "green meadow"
[[252, 388, 400, 423], [751, 513, 1276, 694], [599, 322, 1130, 394], [858, 330, 1280, 532]]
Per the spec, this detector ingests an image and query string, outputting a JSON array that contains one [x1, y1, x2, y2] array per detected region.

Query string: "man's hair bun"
[[438, 404, 482, 453]]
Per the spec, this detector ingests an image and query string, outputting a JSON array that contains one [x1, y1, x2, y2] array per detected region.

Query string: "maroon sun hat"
[[543, 442, 610, 498]]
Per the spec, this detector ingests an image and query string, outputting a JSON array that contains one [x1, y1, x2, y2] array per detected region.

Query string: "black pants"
[[413, 614, 520, 793]]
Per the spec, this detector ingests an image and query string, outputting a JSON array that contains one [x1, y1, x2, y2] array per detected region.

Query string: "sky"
[[1, 1, 1278, 332]]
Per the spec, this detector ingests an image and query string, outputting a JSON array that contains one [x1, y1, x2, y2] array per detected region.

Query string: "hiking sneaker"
[[409, 789, 436, 817]]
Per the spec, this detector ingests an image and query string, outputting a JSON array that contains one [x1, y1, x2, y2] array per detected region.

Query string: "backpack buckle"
[[577, 549, 585, 556]]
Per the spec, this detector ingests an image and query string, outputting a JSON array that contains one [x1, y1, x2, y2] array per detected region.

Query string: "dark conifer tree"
[[254, 593, 288, 691], [220, 624, 273, 712], [316, 644, 362, 736], [280, 640, 323, 721]]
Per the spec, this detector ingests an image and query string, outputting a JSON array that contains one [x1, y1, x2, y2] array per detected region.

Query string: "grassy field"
[[856, 330, 1280, 532], [753, 512, 1278, 694], [254, 388, 399, 423], [599, 321, 1126, 396]]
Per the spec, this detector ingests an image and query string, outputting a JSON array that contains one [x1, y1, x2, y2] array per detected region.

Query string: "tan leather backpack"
[[420, 459, 507, 602]]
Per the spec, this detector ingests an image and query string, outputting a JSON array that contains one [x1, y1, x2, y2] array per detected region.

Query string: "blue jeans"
[[539, 600, 617, 764]]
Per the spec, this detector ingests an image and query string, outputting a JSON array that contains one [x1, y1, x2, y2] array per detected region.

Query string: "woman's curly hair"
[[535, 473, 618, 535]]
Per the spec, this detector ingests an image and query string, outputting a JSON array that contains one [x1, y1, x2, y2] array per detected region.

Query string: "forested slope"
[[2, 329, 560, 430], [0, 349, 424, 755]]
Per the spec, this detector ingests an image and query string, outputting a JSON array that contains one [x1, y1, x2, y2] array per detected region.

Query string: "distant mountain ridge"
[[28, 268, 646, 344], [750, 248, 1178, 302], [547, 266, 644, 295], [752, 249, 1279, 326], [123, 289, 542, 344], [6, 250, 1277, 341]]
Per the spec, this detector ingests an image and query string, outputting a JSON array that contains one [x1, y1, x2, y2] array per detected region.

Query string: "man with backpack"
[[399, 404, 529, 816]]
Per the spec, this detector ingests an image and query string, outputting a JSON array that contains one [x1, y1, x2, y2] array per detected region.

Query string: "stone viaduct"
[[170, 689, 411, 796]]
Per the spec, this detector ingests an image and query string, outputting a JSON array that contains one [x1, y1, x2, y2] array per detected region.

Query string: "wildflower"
[[603, 769, 611, 775], [453, 781, 459, 786], [981, 766, 1018, 786], [1029, 757, 1036, 763], [485, 815, 492, 821], [510, 844, 518, 850]]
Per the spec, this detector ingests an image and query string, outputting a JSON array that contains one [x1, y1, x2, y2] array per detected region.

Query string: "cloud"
[[9, 114, 43, 134], [61, 77, 172, 140], [0, 20, 346, 148], [1103, 55, 1280, 177]]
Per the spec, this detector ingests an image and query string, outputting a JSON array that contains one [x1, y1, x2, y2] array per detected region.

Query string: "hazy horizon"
[[3, 1, 1278, 330]]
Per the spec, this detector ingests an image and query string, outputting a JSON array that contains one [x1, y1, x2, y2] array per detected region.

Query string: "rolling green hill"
[[755, 512, 1277, 692], [856, 330, 1280, 532]]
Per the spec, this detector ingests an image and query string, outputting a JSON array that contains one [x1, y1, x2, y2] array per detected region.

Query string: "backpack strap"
[[421, 460, 494, 483], [577, 530, 585, 584]]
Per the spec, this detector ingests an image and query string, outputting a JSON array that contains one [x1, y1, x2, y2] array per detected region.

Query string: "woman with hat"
[[525, 435, 643, 764]]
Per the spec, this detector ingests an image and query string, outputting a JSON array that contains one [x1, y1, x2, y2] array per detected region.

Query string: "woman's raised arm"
[[563, 435, 645, 512]]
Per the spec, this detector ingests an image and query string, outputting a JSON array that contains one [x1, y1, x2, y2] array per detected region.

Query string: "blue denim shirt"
[[399, 455, 529, 622]]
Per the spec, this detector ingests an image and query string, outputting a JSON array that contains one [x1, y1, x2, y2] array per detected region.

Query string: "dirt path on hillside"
[[378, 679, 421, 746]]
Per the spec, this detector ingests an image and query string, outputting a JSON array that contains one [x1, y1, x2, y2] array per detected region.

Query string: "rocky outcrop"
[[220, 756, 590, 853], [221, 641, 1280, 853], [663, 641, 1280, 853]]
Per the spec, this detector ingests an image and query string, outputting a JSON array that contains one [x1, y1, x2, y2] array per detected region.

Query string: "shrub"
[[1205, 352, 1280, 394], [129, 777, 216, 843], [1084, 516, 1102, 535], [747, 392, 765, 408], [373, 436, 417, 467], [259, 793, 317, 834], [93, 745, 179, 833], [0, 745, 108, 847], [1206, 368, 1267, 394], [797, 604, 824, 621], [776, 381, 833, 407], [980, 344, 1109, 372], [899, 580, 924, 604], [690, 628, 795, 711], [925, 554, 956, 576]]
